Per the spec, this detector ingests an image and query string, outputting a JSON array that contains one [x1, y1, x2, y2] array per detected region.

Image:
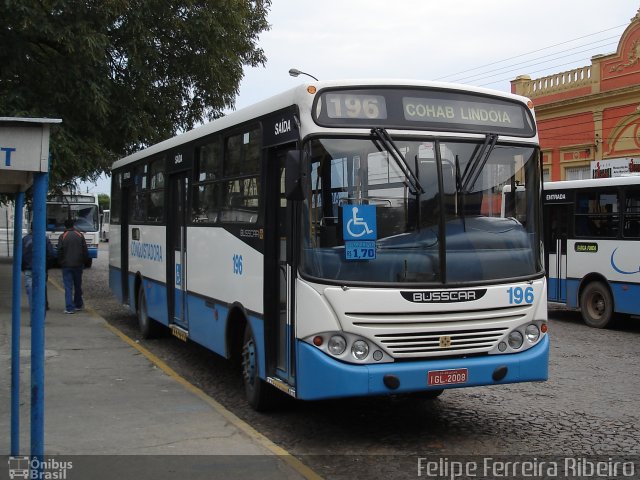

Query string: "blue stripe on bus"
[[548, 276, 640, 315], [546, 277, 567, 303], [566, 278, 580, 309], [109, 267, 124, 303], [610, 282, 640, 315], [108, 265, 266, 362], [144, 277, 169, 325], [295, 335, 549, 401], [88, 246, 98, 259], [186, 295, 230, 356]]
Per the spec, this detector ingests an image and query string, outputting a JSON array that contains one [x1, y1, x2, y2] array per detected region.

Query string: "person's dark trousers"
[[62, 267, 84, 312]]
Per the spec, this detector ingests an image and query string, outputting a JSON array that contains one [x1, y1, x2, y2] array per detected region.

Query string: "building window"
[[564, 166, 590, 181]]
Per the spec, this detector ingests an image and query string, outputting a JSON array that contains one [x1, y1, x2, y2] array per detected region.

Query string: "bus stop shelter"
[[0, 117, 61, 458]]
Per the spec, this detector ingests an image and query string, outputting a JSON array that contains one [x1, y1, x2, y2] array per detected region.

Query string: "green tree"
[[0, 0, 271, 187], [98, 193, 110, 212]]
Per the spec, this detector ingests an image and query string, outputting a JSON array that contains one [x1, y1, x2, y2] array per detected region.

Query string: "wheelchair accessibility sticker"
[[343, 205, 377, 241], [343, 205, 377, 261]]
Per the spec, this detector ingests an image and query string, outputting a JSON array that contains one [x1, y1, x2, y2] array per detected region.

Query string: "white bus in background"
[[543, 176, 640, 328], [46, 192, 100, 267], [0, 202, 28, 257], [100, 209, 110, 242], [109, 79, 548, 410]]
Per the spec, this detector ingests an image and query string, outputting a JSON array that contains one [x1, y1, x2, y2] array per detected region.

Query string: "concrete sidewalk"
[[0, 258, 314, 479]]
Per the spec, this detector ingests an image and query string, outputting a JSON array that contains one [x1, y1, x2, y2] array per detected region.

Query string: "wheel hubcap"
[[590, 294, 604, 318]]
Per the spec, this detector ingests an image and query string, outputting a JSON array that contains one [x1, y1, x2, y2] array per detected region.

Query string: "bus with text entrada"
[[108, 80, 548, 410], [45, 192, 100, 267], [543, 176, 640, 328]]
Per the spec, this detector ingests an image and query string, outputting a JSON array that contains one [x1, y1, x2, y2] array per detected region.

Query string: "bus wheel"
[[242, 324, 277, 411], [137, 284, 160, 338], [580, 281, 613, 328]]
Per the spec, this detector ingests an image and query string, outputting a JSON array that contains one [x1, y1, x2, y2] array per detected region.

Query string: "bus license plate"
[[428, 368, 468, 386]]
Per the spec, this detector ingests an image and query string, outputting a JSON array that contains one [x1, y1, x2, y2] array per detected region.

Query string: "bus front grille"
[[374, 327, 508, 356], [343, 305, 530, 358]]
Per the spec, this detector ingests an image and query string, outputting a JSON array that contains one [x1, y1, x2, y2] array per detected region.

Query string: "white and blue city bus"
[[543, 176, 640, 328], [45, 191, 100, 267], [109, 80, 548, 410]]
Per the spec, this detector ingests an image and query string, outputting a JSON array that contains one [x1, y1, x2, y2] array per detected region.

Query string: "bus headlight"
[[328, 335, 347, 355], [305, 332, 393, 364], [525, 324, 540, 343], [508, 331, 524, 349], [351, 340, 369, 360]]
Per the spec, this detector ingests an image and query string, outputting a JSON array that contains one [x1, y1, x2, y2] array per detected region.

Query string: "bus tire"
[[137, 284, 160, 339], [580, 281, 614, 328], [84, 258, 92, 268], [242, 324, 278, 411]]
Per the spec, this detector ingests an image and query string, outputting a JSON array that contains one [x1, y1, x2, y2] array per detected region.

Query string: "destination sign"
[[314, 88, 535, 137], [402, 97, 525, 129], [575, 242, 598, 253]]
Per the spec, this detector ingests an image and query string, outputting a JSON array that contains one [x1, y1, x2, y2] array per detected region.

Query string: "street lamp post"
[[288, 68, 318, 81]]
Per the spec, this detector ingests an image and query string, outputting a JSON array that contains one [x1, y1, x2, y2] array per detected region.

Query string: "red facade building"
[[511, 8, 640, 181]]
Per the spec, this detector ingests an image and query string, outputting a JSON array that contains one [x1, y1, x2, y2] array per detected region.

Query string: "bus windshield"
[[46, 203, 99, 232], [300, 136, 542, 285]]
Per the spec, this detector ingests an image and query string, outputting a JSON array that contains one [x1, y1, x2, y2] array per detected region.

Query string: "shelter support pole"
[[31, 171, 48, 457], [10, 191, 25, 456]]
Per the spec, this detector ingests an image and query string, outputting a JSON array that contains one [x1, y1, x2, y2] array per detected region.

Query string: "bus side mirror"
[[285, 150, 305, 200]]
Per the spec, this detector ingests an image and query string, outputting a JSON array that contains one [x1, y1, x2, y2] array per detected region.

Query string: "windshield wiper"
[[461, 133, 497, 193], [371, 128, 424, 195], [455, 154, 467, 230]]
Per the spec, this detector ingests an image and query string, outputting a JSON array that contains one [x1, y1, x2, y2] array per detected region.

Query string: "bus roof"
[[111, 79, 535, 170], [544, 176, 640, 190]]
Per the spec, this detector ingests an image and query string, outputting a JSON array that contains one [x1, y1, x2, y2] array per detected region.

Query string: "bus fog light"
[[508, 331, 524, 349], [328, 335, 346, 355], [351, 340, 369, 360], [498, 342, 507, 352], [373, 350, 383, 361], [525, 324, 540, 342]]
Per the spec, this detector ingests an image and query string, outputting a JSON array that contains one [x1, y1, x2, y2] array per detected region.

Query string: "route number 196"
[[507, 286, 534, 305]]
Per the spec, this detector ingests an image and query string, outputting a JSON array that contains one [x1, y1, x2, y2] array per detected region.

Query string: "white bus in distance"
[[46, 192, 100, 267]]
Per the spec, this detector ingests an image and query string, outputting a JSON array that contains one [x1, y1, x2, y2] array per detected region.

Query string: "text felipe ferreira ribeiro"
[[417, 457, 636, 479]]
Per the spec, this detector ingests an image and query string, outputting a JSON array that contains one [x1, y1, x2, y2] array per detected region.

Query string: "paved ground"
[[82, 244, 640, 479], [0, 257, 314, 479]]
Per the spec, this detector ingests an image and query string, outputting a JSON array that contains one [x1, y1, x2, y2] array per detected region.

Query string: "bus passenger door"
[[168, 172, 189, 331], [264, 145, 297, 393], [545, 203, 569, 303], [120, 186, 130, 305]]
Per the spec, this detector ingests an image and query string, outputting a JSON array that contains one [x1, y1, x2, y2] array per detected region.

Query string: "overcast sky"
[[82, 1, 638, 194]]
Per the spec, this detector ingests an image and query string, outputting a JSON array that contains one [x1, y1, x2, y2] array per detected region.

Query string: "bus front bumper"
[[295, 335, 549, 400]]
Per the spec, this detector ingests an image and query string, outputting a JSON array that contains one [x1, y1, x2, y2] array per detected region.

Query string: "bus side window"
[[624, 190, 640, 238]]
